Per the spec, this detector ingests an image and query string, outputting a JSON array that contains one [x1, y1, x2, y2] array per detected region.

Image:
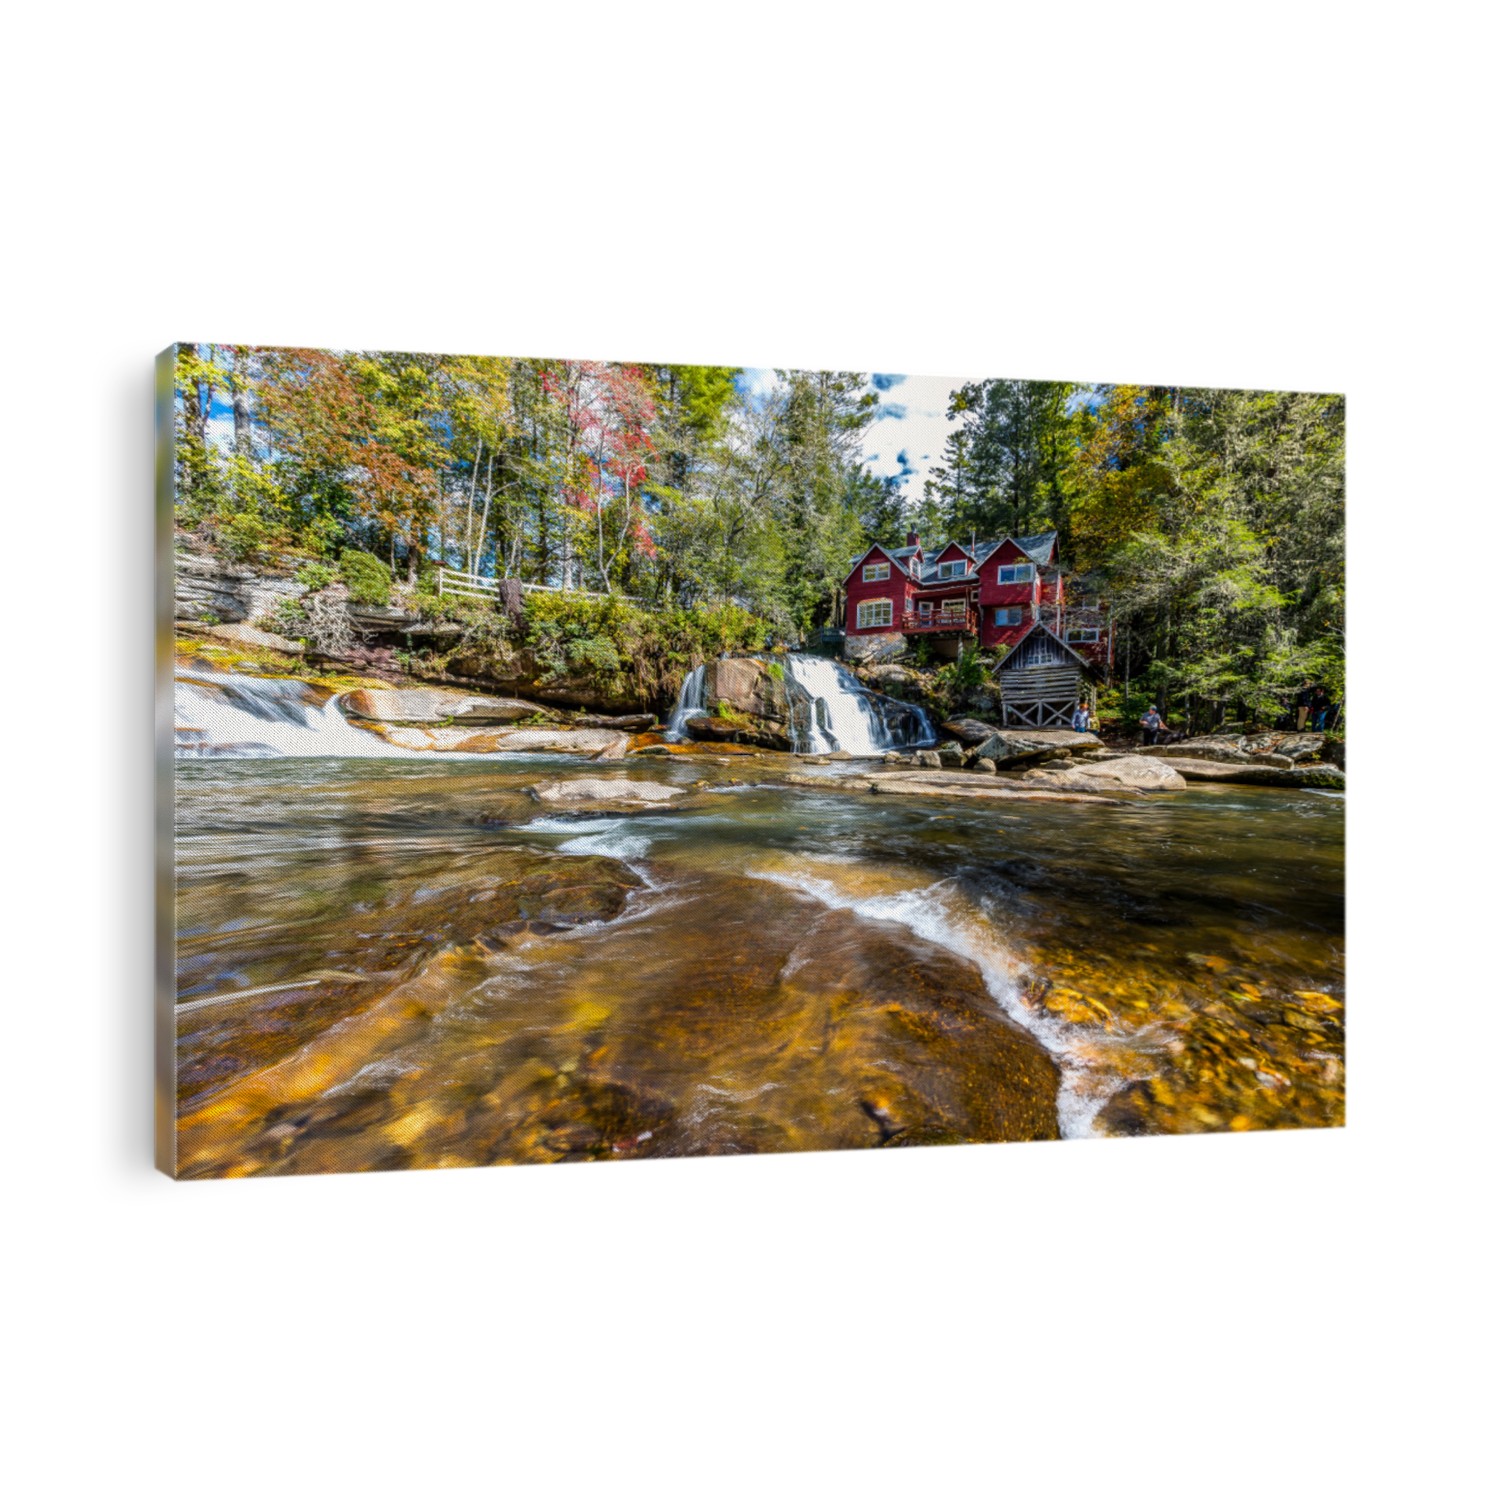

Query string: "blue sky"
[[736, 368, 963, 498]]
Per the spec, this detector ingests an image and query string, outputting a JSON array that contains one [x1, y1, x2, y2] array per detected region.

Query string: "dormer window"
[[862, 560, 891, 582], [996, 563, 1035, 584], [936, 560, 967, 580]]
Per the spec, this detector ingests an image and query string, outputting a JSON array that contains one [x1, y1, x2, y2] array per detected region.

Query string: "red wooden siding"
[[844, 545, 914, 635]]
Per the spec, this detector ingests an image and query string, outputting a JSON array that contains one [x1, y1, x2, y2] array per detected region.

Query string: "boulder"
[[973, 757, 997, 774], [1023, 755, 1188, 794], [345, 604, 422, 637], [843, 632, 907, 666], [936, 741, 966, 768], [971, 727, 1101, 768], [1240, 731, 1326, 763], [913, 750, 943, 769], [703, 657, 788, 720], [860, 663, 924, 693], [685, 715, 792, 752], [202, 622, 304, 655], [940, 717, 1000, 747], [343, 686, 555, 725]]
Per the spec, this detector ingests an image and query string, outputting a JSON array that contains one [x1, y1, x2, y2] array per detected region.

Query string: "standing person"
[[1309, 685, 1330, 730], [1071, 701, 1091, 733], [1140, 705, 1164, 745], [1296, 680, 1315, 731]]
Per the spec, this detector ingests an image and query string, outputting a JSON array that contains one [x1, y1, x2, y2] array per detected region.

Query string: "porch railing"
[[902, 607, 977, 633]]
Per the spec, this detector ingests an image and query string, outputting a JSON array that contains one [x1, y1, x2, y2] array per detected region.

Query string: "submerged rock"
[[783, 770, 1117, 805], [530, 778, 687, 813]]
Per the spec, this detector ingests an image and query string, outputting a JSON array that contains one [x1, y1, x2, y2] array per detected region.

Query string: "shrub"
[[339, 550, 392, 606], [261, 598, 309, 639], [296, 561, 336, 593], [217, 511, 277, 563]]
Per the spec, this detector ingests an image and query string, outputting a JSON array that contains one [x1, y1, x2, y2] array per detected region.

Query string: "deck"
[[902, 608, 976, 635]]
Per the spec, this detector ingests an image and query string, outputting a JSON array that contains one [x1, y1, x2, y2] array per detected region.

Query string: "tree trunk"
[[230, 347, 252, 458], [473, 450, 495, 577]]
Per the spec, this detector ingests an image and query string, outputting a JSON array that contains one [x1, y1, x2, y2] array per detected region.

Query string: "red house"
[[841, 530, 1111, 668]]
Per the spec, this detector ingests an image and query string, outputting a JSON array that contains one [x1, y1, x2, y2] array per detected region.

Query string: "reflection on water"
[[173, 755, 1344, 1176]]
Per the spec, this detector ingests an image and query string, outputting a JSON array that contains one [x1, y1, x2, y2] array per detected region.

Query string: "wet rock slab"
[[1022, 755, 1188, 793], [530, 777, 690, 814], [1157, 758, 1345, 789], [783, 769, 1119, 805], [343, 686, 557, 725]]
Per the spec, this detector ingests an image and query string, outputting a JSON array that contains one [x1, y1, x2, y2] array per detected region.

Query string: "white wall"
[[3, 5, 1490, 1495]]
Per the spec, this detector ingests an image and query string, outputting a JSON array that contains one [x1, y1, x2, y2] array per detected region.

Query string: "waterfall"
[[174, 669, 408, 758], [782, 654, 935, 757], [663, 664, 707, 741]]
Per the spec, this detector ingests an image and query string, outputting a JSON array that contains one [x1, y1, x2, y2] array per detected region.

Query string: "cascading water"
[[663, 664, 707, 741], [174, 670, 406, 758], [782, 654, 934, 757]]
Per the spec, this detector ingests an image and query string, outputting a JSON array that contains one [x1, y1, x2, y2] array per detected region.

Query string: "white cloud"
[[736, 366, 967, 506], [858, 372, 963, 501]]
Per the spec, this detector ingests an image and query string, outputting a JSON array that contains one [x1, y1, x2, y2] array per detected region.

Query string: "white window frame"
[[1066, 627, 1100, 643], [996, 563, 1035, 585], [856, 598, 893, 629], [993, 606, 1024, 627], [862, 560, 891, 582], [936, 559, 967, 580]]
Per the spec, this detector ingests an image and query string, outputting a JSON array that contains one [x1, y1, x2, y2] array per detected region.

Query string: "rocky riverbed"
[[170, 645, 1345, 1176]]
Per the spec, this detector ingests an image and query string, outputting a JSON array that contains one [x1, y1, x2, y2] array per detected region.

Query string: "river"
[[171, 688, 1345, 1176]]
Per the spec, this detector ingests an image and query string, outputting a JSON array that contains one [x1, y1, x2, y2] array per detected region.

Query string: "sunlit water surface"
[[174, 755, 1344, 1175]]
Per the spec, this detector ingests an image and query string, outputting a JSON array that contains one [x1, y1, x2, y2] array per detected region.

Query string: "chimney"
[[906, 531, 919, 548]]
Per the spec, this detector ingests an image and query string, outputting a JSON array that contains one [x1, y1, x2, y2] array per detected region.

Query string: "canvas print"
[[156, 346, 1345, 1178]]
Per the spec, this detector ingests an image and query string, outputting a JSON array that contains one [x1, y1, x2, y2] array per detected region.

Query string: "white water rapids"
[[175, 670, 407, 758], [664, 653, 934, 756]]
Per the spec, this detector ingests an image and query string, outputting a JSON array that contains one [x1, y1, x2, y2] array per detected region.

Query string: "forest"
[[172, 345, 1345, 726]]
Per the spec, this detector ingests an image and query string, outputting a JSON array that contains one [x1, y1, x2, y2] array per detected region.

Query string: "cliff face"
[[174, 549, 304, 625]]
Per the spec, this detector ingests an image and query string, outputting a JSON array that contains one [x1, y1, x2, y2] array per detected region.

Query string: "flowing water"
[[175, 669, 409, 758], [663, 653, 934, 754], [171, 680, 1345, 1176], [781, 654, 934, 755], [663, 664, 706, 740]]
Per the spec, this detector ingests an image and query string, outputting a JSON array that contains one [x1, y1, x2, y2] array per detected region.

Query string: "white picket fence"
[[435, 567, 639, 603]]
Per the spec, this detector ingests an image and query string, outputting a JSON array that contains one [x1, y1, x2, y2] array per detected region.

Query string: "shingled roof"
[[845, 530, 1060, 585]]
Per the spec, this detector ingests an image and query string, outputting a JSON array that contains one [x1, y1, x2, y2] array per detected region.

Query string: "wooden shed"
[[995, 622, 1099, 728]]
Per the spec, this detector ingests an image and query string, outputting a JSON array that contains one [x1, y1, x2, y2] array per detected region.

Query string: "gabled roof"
[[842, 542, 912, 584], [995, 619, 1101, 676], [843, 530, 1061, 586], [1014, 531, 1058, 565]]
